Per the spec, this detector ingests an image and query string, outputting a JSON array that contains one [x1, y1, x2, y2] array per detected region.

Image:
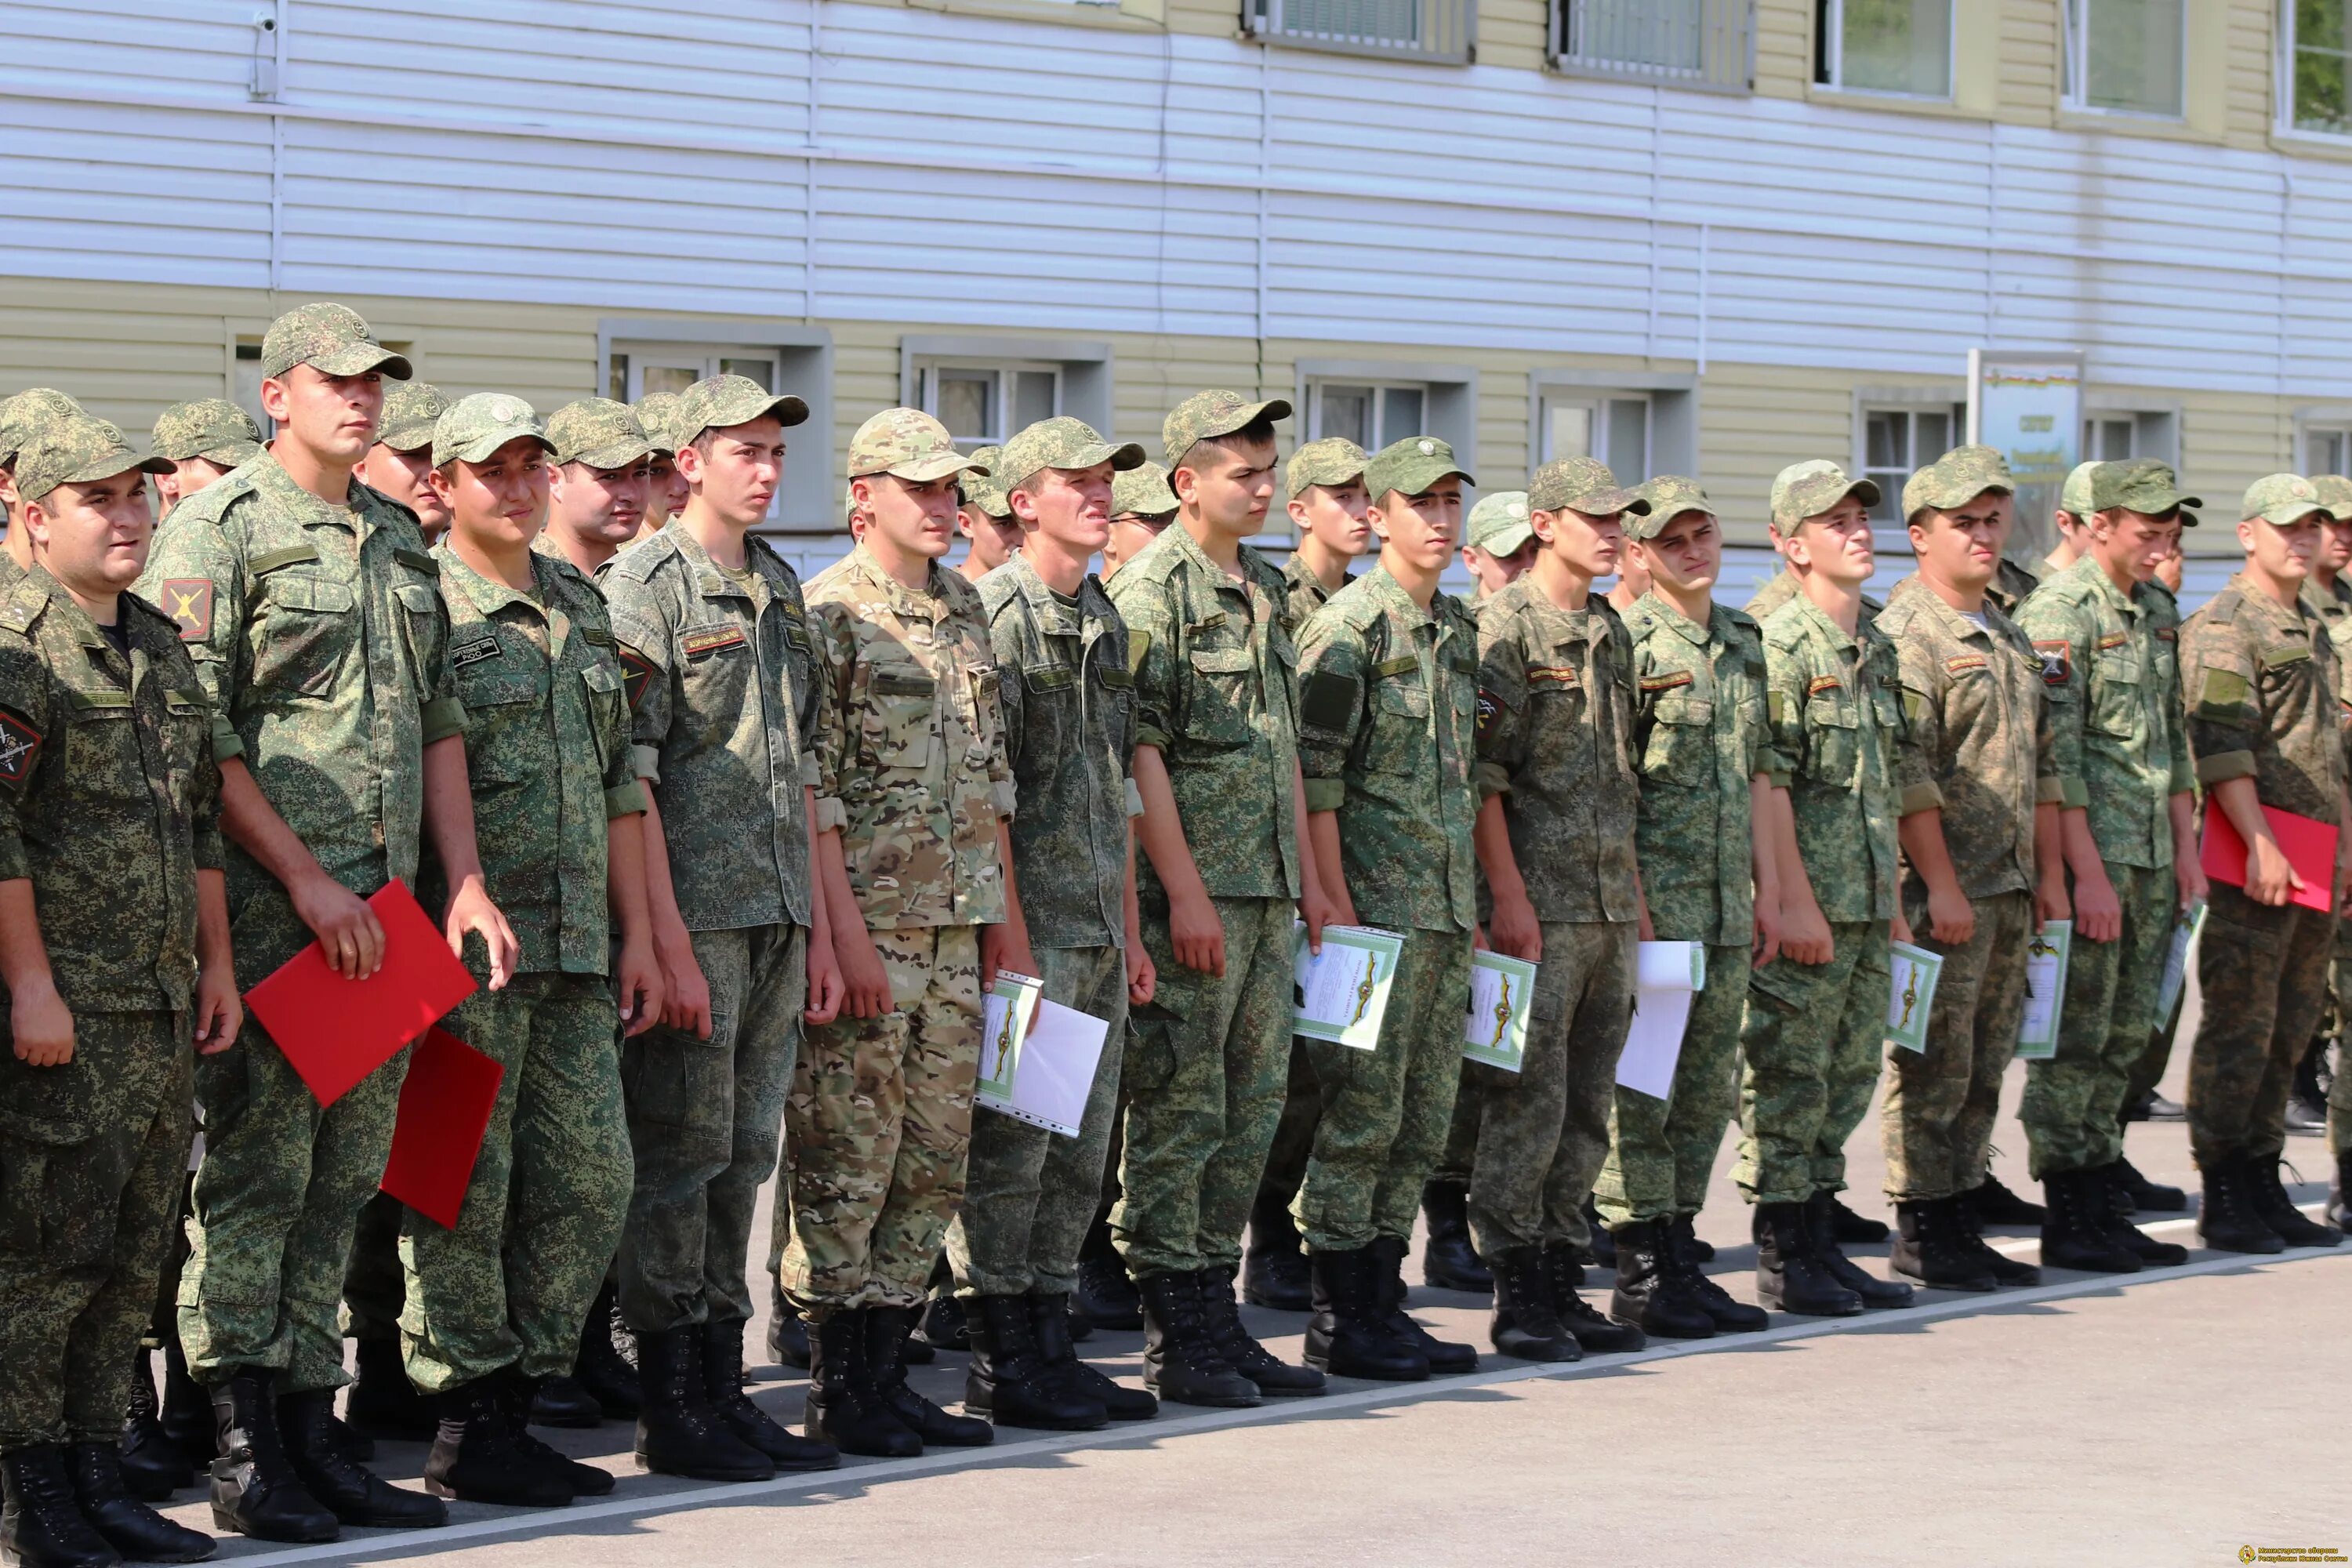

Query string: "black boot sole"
[[1755, 1287, 1862, 1317], [424, 1474, 575, 1508], [632, 1445, 775, 1482], [1143, 1375, 1261, 1409], [209, 1497, 339, 1544]]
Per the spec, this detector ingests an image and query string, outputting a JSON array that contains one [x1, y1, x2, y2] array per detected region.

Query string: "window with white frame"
[[601, 324, 834, 530], [1814, 0, 1952, 98], [2288, 1, 2352, 136], [614, 348, 783, 404], [2080, 408, 2179, 468], [913, 361, 1062, 452], [2303, 423, 2352, 476], [1555, 0, 1752, 92], [1541, 393, 1652, 484], [2062, 0, 2183, 117], [1861, 403, 1961, 523], [1309, 381, 1428, 452]]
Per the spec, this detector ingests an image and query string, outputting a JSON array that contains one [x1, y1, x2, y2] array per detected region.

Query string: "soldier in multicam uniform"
[[1292, 434, 1481, 1382], [1, 391, 91, 581], [944, 416, 1160, 1430], [0, 414, 227, 1568], [1462, 456, 1652, 1363], [1593, 476, 1774, 1341], [2178, 474, 2350, 1254], [953, 445, 1022, 587], [2012, 459, 2206, 1269], [150, 400, 263, 521], [535, 398, 664, 580], [1739, 460, 1916, 1317], [601, 374, 842, 1482], [785, 407, 1027, 1457], [1101, 460, 1177, 582], [630, 392, 691, 541], [354, 381, 452, 544]]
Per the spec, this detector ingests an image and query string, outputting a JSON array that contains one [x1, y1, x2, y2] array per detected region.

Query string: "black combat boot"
[[1548, 1239, 1649, 1349], [2087, 1165, 2189, 1265], [765, 1279, 811, 1372], [66, 1442, 212, 1563], [869, 1306, 992, 1447], [2331, 1148, 2352, 1229], [1665, 1217, 1766, 1331], [205, 1370, 336, 1544], [702, 1318, 839, 1471], [1963, 1172, 2045, 1228], [341, 1338, 432, 1444], [278, 1388, 444, 1529], [1417, 1181, 1490, 1293], [913, 1291, 967, 1356], [1304, 1249, 1428, 1381], [1369, 1240, 1476, 1373], [1073, 1214, 1142, 1331], [2108, 1154, 2187, 1214], [2245, 1155, 2345, 1249], [118, 1352, 192, 1503], [802, 1309, 917, 1458], [495, 1376, 615, 1497], [1197, 1266, 1327, 1398], [2288, 1039, 2330, 1133], [158, 1345, 212, 1473], [1135, 1273, 1258, 1409], [965, 1296, 1106, 1431], [573, 1280, 641, 1420], [630, 1327, 771, 1483], [1581, 1198, 1617, 1268], [2, 1446, 121, 1568], [1822, 1191, 1890, 1243], [1945, 1192, 2039, 1286], [2197, 1158, 2285, 1255], [1890, 1200, 1995, 1291], [2039, 1170, 2142, 1272], [1610, 1221, 1711, 1340], [1242, 1190, 1312, 1311], [525, 1374, 603, 1430], [422, 1380, 574, 1508], [1486, 1248, 1580, 1362], [1754, 1202, 1862, 1316], [1803, 1192, 1913, 1308], [1027, 1293, 1155, 1421]]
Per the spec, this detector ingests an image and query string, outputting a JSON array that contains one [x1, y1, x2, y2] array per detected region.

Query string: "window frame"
[[895, 335, 1114, 456], [1246, 0, 1477, 65], [1306, 379, 1436, 454], [1294, 358, 1479, 480], [2060, 0, 2187, 120], [910, 359, 1067, 452], [1853, 386, 1965, 533], [2079, 399, 2181, 467], [1526, 369, 1700, 493], [1813, 0, 1956, 101], [1551, 0, 1755, 93], [2281, 0, 2352, 139], [2297, 408, 2352, 475]]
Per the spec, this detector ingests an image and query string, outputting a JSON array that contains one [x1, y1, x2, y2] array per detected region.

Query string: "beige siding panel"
[[1754, 0, 1812, 99], [1694, 363, 1857, 546], [1166, 0, 1242, 35], [1998, 0, 2060, 124], [2179, 385, 2293, 525], [1477, 0, 1550, 73], [2223, 0, 2276, 147]]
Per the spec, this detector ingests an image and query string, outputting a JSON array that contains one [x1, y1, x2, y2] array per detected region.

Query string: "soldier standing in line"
[[1458, 489, 1537, 600], [2311, 477, 2352, 1223], [629, 393, 691, 542], [1100, 461, 1177, 582], [352, 381, 452, 545], [2043, 462, 2100, 580], [2285, 476, 2352, 1138], [535, 397, 662, 580], [2, 392, 91, 580], [150, 401, 263, 522], [953, 445, 1022, 586]]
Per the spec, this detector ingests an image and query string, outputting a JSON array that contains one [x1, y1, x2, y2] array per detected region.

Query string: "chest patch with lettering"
[[1529, 666, 1578, 688], [452, 637, 502, 670], [2155, 626, 2176, 643], [1806, 675, 1840, 697], [682, 626, 747, 660], [159, 579, 213, 642], [1639, 670, 1693, 693], [2096, 632, 2130, 651], [2032, 641, 2070, 685], [0, 710, 42, 785]]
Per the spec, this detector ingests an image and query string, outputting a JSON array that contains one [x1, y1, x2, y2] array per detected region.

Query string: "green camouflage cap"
[[0, 388, 88, 468], [848, 407, 984, 483], [1112, 459, 1178, 518], [1528, 456, 1644, 517], [2057, 459, 2100, 517], [376, 381, 449, 453], [2310, 473, 2352, 521], [1624, 475, 1712, 541], [2089, 458, 2199, 517], [1365, 435, 1475, 502], [1286, 436, 1369, 499], [548, 397, 659, 469], [960, 445, 1011, 519], [1771, 459, 1881, 528], [633, 391, 688, 456], [2241, 472, 2328, 527], [996, 416, 1145, 494], [677, 374, 808, 448], [258, 302, 411, 381], [13, 412, 170, 503], [1903, 447, 2014, 517], [1162, 390, 1291, 468], [1465, 491, 1534, 555], [151, 397, 263, 466], [431, 393, 554, 469]]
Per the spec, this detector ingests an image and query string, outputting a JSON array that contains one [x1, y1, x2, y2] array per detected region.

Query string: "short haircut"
[[1173, 417, 1278, 477]]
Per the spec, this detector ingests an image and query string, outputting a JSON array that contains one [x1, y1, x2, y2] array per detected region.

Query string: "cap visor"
[[568, 441, 655, 472], [377, 424, 436, 453], [1483, 522, 1535, 556], [201, 440, 265, 467], [1848, 478, 1884, 508], [310, 344, 413, 381], [1549, 488, 1648, 517], [884, 452, 988, 484], [445, 427, 556, 466], [2257, 503, 2327, 527]]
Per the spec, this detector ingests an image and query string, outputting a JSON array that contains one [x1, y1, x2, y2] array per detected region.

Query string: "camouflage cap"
[[960, 445, 1012, 520], [1903, 447, 2014, 517], [2242, 472, 2328, 528], [630, 391, 686, 456], [1624, 475, 1713, 540], [996, 416, 1145, 494], [677, 374, 808, 448], [1112, 459, 1179, 518], [258, 302, 412, 382], [431, 393, 554, 469], [0, 388, 88, 468], [2056, 459, 2100, 518], [1770, 459, 1881, 528], [548, 397, 659, 469], [2089, 458, 2199, 517], [2310, 473, 2352, 521], [376, 381, 449, 453], [848, 407, 984, 483], [1464, 491, 1534, 556], [13, 412, 171, 503], [151, 397, 264, 466], [1162, 390, 1291, 469], [1286, 436, 1369, 499], [1527, 456, 1642, 517], [1365, 435, 1475, 503]]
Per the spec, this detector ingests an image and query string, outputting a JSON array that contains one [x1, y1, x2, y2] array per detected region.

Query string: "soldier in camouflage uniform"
[[1739, 460, 1915, 1317], [1292, 434, 1481, 1382], [953, 444, 1022, 586], [630, 393, 692, 541], [151, 400, 264, 521], [2313, 476, 2352, 1221], [1458, 484, 1537, 601], [1462, 456, 1652, 1363], [536, 397, 664, 579], [2179, 474, 2350, 1253], [1102, 460, 1177, 581], [0, 415, 227, 1567], [2286, 475, 2352, 1143], [2, 391, 90, 580], [2044, 461, 2100, 580], [354, 380, 452, 545], [1593, 477, 1774, 1341]]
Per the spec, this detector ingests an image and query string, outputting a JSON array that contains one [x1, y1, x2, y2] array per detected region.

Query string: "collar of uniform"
[[1359, 563, 1437, 632], [2058, 553, 2145, 623], [2302, 576, 2352, 619], [435, 546, 549, 624], [664, 522, 768, 603], [20, 564, 105, 654], [847, 539, 951, 620], [1887, 572, 1994, 645], [1006, 554, 1102, 637], [1787, 591, 1863, 659], [2227, 570, 2318, 636], [1638, 590, 1712, 648], [247, 450, 364, 533]]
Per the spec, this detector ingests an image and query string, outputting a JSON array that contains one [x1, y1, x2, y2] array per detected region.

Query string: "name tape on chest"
[[1529, 665, 1579, 688], [1944, 653, 1987, 676], [2032, 640, 2070, 685], [682, 626, 748, 660], [2096, 631, 2129, 652], [1639, 670, 1693, 693], [160, 579, 214, 643], [452, 637, 502, 670], [1806, 675, 1841, 698]]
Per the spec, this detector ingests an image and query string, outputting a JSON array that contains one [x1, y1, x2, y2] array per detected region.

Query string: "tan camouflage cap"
[[633, 391, 688, 456], [376, 381, 449, 453], [1939, 444, 2013, 492], [1112, 459, 1178, 519], [2310, 474, 2352, 521], [259, 303, 412, 382], [1286, 436, 1369, 499], [0, 388, 88, 468], [1771, 459, 1881, 528], [848, 407, 985, 483], [1464, 491, 1534, 555], [1365, 435, 1475, 502], [1163, 390, 1291, 469], [678, 374, 808, 447], [1528, 456, 1642, 517], [151, 398, 263, 466], [996, 417, 1145, 494], [2057, 459, 2100, 517], [431, 393, 554, 469], [960, 446, 1011, 519], [1903, 448, 2014, 517], [2090, 458, 2199, 517], [13, 412, 171, 503], [1624, 475, 1713, 541], [548, 397, 658, 470], [2242, 472, 2327, 527]]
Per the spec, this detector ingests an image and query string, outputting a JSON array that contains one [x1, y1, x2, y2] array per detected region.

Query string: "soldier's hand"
[[1299, 880, 1340, 959], [2174, 855, 2208, 915], [2034, 874, 2072, 927], [1751, 897, 1782, 968], [655, 931, 714, 1038], [1926, 883, 1976, 947], [803, 931, 844, 1028], [615, 935, 664, 1039], [191, 964, 242, 1056], [837, 925, 893, 1020], [2243, 835, 2302, 908], [444, 878, 520, 991], [2073, 867, 2125, 940], [1170, 886, 1226, 978], [1125, 942, 1156, 1007], [294, 873, 385, 980], [1488, 886, 1543, 964], [1780, 898, 1835, 967], [12, 981, 74, 1068]]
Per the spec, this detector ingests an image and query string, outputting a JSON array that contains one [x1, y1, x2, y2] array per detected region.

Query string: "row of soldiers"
[[0, 298, 2341, 1567]]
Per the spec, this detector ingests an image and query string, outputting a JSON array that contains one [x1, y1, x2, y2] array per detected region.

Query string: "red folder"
[[2201, 804, 2340, 914], [379, 1026, 504, 1229], [245, 880, 478, 1107]]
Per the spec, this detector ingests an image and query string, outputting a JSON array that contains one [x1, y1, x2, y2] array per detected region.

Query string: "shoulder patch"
[[158, 579, 215, 641], [1639, 670, 1693, 693], [2196, 666, 2251, 718], [0, 708, 42, 784], [1301, 669, 1358, 731], [1476, 688, 1501, 732], [617, 642, 655, 714], [2032, 640, 2069, 685], [1127, 628, 1151, 673]]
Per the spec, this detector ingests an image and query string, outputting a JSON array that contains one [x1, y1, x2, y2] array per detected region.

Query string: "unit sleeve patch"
[[2032, 640, 2070, 685], [618, 643, 655, 714], [159, 579, 214, 642], [0, 708, 43, 784]]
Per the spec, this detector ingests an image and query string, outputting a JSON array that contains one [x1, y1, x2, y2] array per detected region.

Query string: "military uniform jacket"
[[1625, 592, 1768, 946], [1878, 575, 2060, 900], [807, 543, 1012, 930], [1281, 553, 1346, 632], [2013, 555, 2190, 870], [1108, 524, 1302, 902], [980, 554, 1139, 950], [1987, 557, 2040, 617], [1297, 566, 1478, 935], [604, 524, 818, 934], [1747, 568, 1880, 626], [2181, 572, 2348, 823], [136, 452, 461, 906], [1472, 576, 1639, 927], [1759, 595, 1903, 923], [430, 548, 647, 976]]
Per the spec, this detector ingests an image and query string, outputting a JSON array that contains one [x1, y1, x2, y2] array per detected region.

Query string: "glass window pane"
[[1917, 409, 1950, 457], [1862, 468, 1904, 522], [1013, 370, 1058, 430], [641, 365, 699, 397], [937, 372, 994, 443], [1865, 411, 1904, 471], [1606, 398, 1649, 480], [1570, 0, 1706, 69], [717, 357, 773, 390], [1548, 403, 1593, 462], [1382, 386, 1425, 440], [608, 354, 630, 403], [2296, 0, 2352, 132], [1840, 0, 1951, 96], [2085, 0, 2182, 114], [1319, 385, 1373, 448]]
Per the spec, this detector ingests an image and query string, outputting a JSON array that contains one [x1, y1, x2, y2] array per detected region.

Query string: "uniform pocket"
[[252, 575, 357, 696], [1365, 678, 1431, 775], [858, 662, 936, 772], [1183, 645, 1258, 750], [2086, 653, 2143, 739], [582, 662, 626, 770], [59, 690, 139, 804], [1642, 694, 1715, 787], [1803, 698, 1860, 787]]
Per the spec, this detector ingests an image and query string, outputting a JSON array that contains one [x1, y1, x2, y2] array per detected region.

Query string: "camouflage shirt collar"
[[666, 521, 782, 601], [18, 564, 111, 655], [1635, 590, 1714, 648], [1360, 563, 1442, 633], [1005, 553, 1110, 636], [1888, 572, 1998, 646], [435, 545, 550, 625], [1788, 591, 1866, 659], [248, 449, 365, 532], [2227, 570, 2320, 634], [848, 539, 953, 618]]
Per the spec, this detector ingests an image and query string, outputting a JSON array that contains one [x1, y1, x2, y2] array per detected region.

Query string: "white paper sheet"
[[1616, 941, 1706, 1101], [977, 997, 1109, 1138]]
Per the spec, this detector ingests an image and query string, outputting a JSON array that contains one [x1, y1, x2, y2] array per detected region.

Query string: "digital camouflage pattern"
[[2190, 889, 2335, 1167], [1285, 436, 1367, 499], [1769, 459, 1879, 529], [151, 397, 264, 467], [681, 373, 810, 445], [631, 391, 688, 459], [1988, 557, 2040, 617], [11, 415, 170, 503], [993, 416, 1143, 493], [0, 388, 85, 469], [1464, 490, 1534, 557], [1757, 596, 1904, 923], [1900, 445, 2012, 517], [1593, 942, 1748, 1227], [548, 396, 661, 468], [1526, 457, 1640, 518], [961, 445, 1012, 520], [430, 391, 554, 470], [845, 405, 974, 482], [1624, 475, 1708, 539], [1738, 921, 1895, 1203], [1160, 390, 1290, 470], [2180, 572, 2347, 822], [257, 301, 412, 382], [2018, 861, 2175, 1178], [1281, 550, 1348, 627], [375, 381, 449, 454], [2239, 471, 2325, 526], [1363, 435, 1472, 503], [2089, 458, 2199, 517], [1110, 459, 1177, 520], [1745, 567, 1884, 626], [1884, 884, 2034, 1201]]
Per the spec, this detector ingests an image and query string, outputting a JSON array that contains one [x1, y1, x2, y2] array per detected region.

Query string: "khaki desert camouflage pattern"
[[961, 445, 1012, 520], [151, 397, 264, 467], [1527, 456, 1640, 517], [1285, 435, 1368, 499], [1111, 458, 1178, 520], [0, 388, 85, 468], [548, 396, 660, 469], [2241, 471, 2328, 525], [631, 390, 689, 457], [1624, 474, 1710, 540], [257, 301, 412, 382], [376, 380, 449, 454], [995, 416, 1144, 493], [1464, 489, 1534, 556], [847, 405, 978, 482], [11, 414, 170, 502], [681, 373, 808, 445], [432, 392, 554, 470], [1160, 389, 1291, 470], [1769, 459, 1880, 528], [1365, 435, 1473, 503]]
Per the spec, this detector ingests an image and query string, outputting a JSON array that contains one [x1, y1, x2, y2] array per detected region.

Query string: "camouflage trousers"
[[782, 924, 980, 1315], [1464, 923, 1635, 1258], [2327, 923, 2352, 1161], [1296, 926, 1475, 1254], [947, 945, 1129, 1298], [401, 970, 632, 1392], [2020, 862, 2173, 1179], [2187, 883, 2333, 1168], [339, 1191, 405, 1341], [1253, 1040, 1322, 1210], [619, 924, 804, 1332], [1429, 1065, 1479, 1189], [181, 888, 408, 1392], [1882, 890, 2032, 1203], [1595, 941, 1749, 1228], [1113, 895, 1293, 1279], [0, 1013, 188, 1452], [1736, 920, 1891, 1206]]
